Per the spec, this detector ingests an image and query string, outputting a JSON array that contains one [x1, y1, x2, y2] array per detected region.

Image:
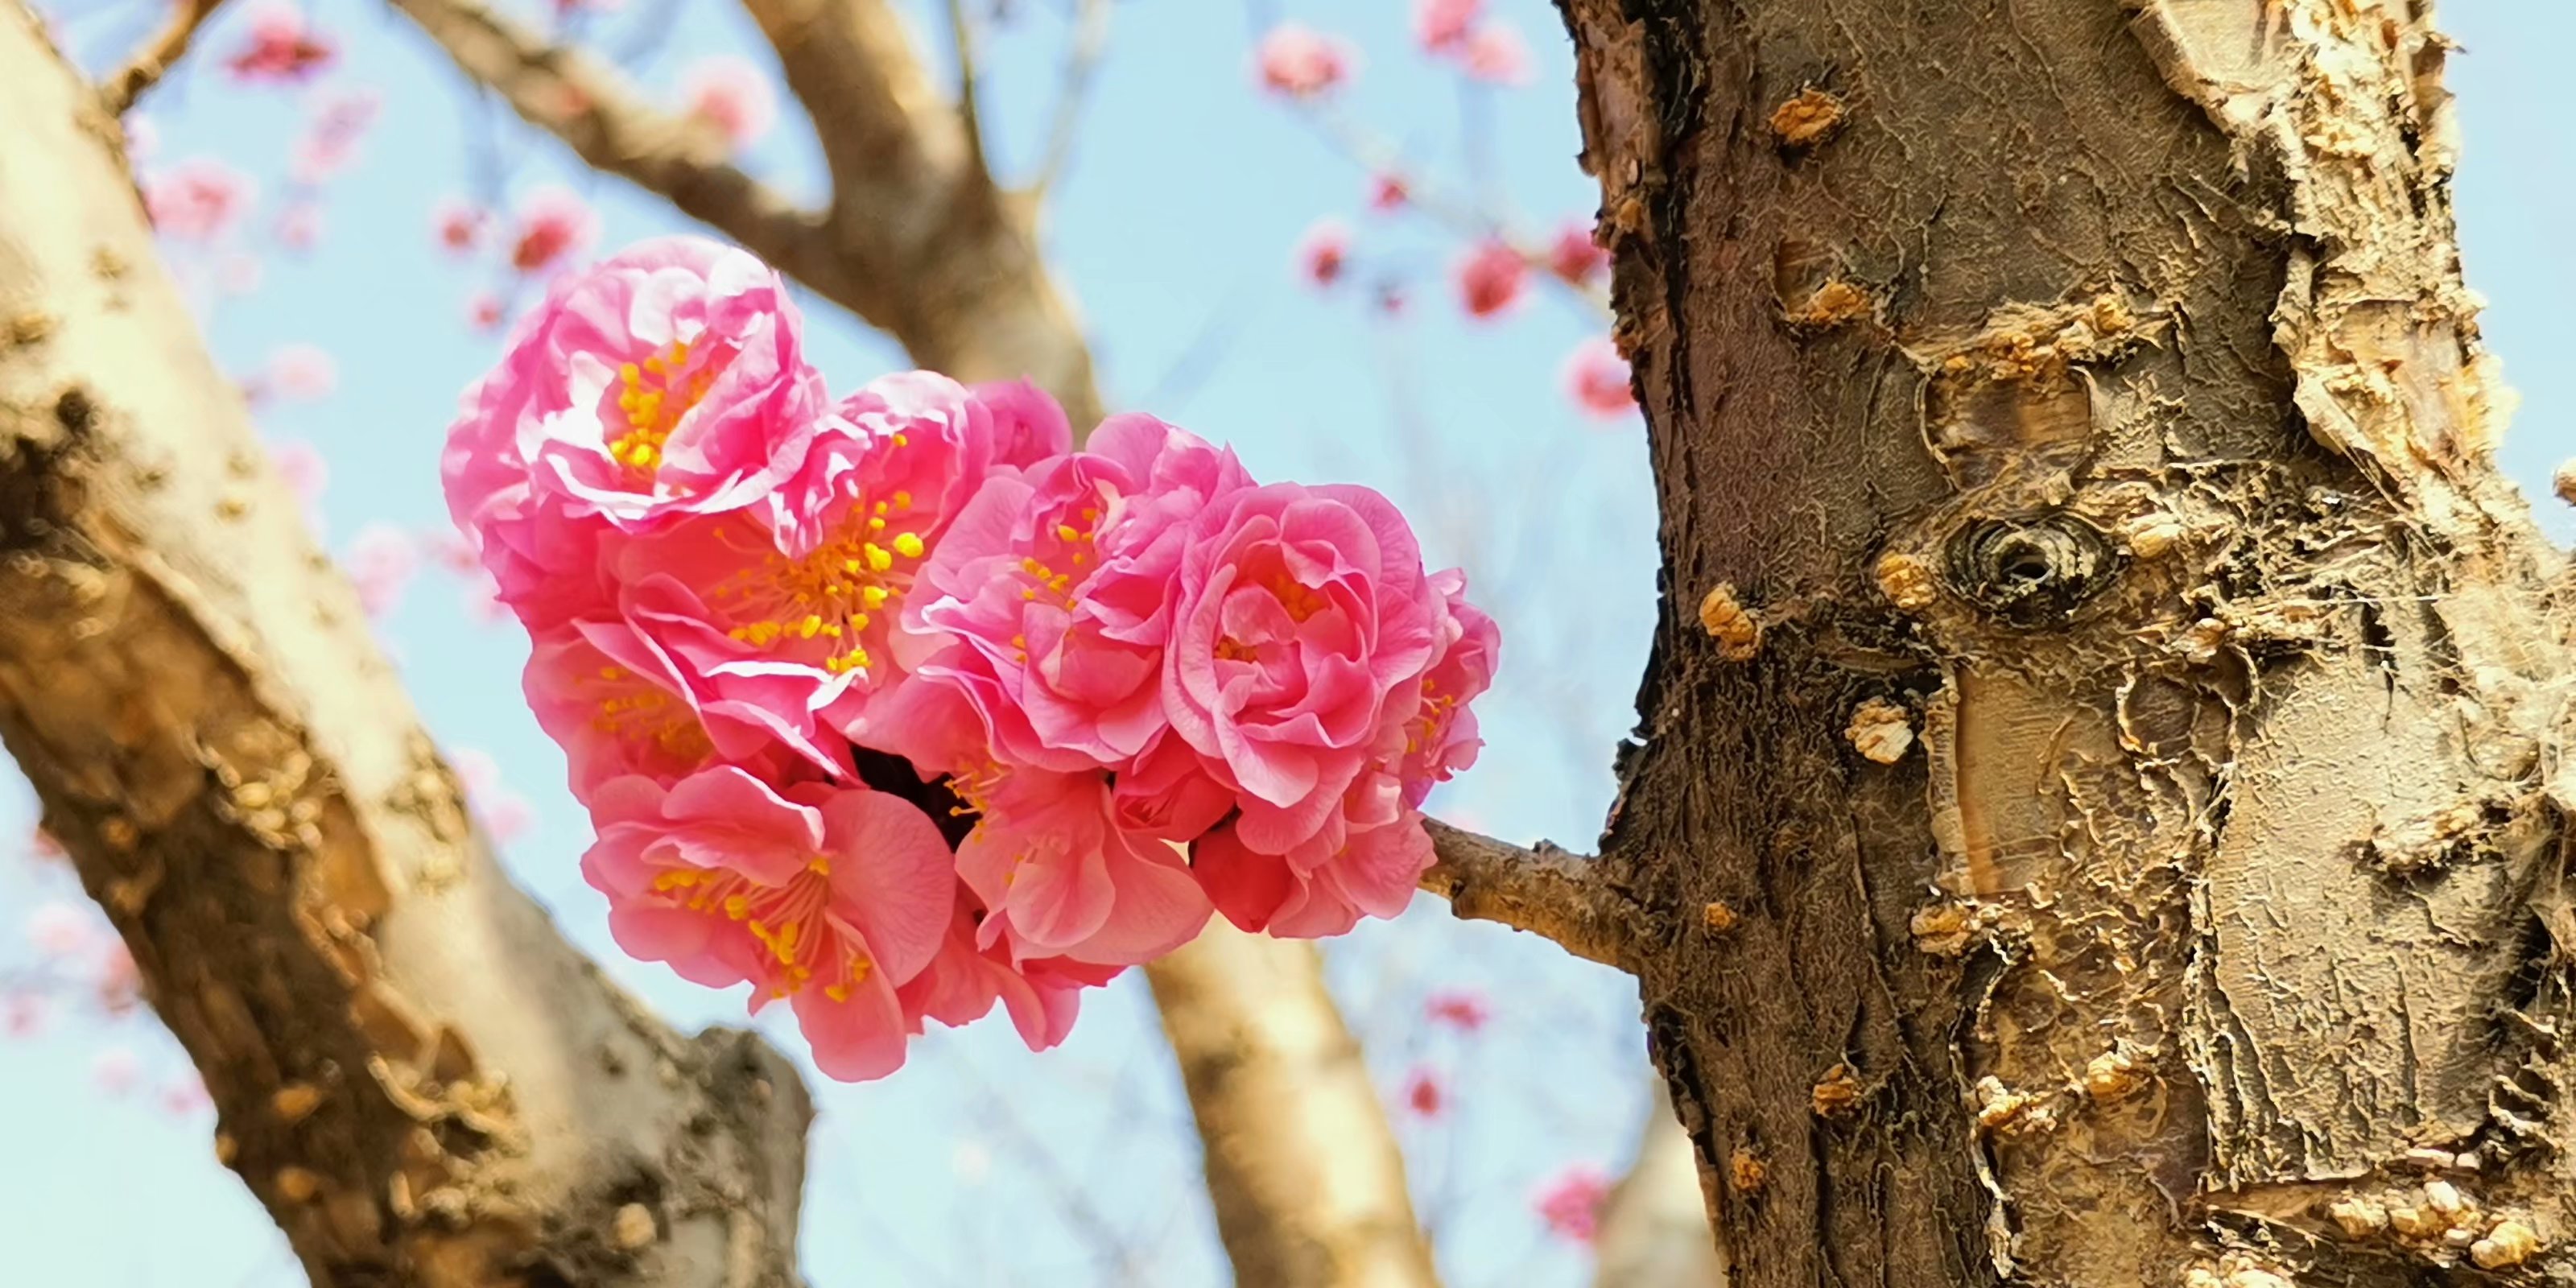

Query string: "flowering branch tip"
[[99, 0, 227, 114], [1419, 820, 1634, 973]]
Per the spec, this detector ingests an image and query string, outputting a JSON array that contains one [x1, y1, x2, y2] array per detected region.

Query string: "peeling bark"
[[0, 10, 811, 1286], [1558, 0, 2575, 1283]]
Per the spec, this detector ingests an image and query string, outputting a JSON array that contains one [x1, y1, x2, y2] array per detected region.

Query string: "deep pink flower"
[[25, 900, 94, 960], [442, 237, 825, 628], [1368, 174, 1409, 213], [345, 522, 419, 617], [1455, 239, 1526, 320], [1296, 218, 1350, 287], [1463, 21, 1534, 86], [680, 56, 778, 147], [1562, 336, 1636, 420], [1191, 794, 1433, 938], [1403, 1065, 1445, 1117], [952, 769, 1210, 966], [912, 412, 1252, 777], [1547, 221, 1610, 285], [508, 186, 600, 274], [1255, 24, 1354, 99], [224, 3, 334, 85], [898, 898, 1122, 1053], [1397, 568, 1496, 807], [434, 198, 489, 256], [145, 159, 254, 242], [581, 767, 955, 1081], [1425, 987, 1490, 1032], [92, 1046, 142, 1097], [1414, 0, 1482, 53], [1536, 1165, 1612, 1244], [524, 617, 840, 794]]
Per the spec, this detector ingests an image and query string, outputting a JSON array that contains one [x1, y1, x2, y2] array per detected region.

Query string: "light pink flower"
[[159, 1075, 213, 1117], [434, 198, 489, 256], [25, 899, 94, 960], [274, 202, 323, 252], [913, 412, 1252, 778], [93, 1046, 143, 1097], [1455, 239, 1526, 320], [145, 159, 255, 242], [1255, 23, 1355, 99], [345, 522, 419, 617], [266, 343, 336, 400], [1403, 1065, 1445, 1117], [450, 747, 539, 842], [268, 439, 327, 509], [898, 898, 1121, 1053], [680, 56, 778, 147], [2, 991, 43, 1038], [28, 828, 65, 865], [1562, 336, 1636, 420], [468, 291, 506, 331], [508, 185, 600, 275], [225, 3, 334, 85], [1536, 1165, 1611, 1244], [1463, 21, 1534, 86], [1547, 221, 1609, 285], [1414, 0, 1482, 53], [581, 767, 955, 1081], [1295, 218, 1349, 288], [217, 251, 264, 295], [952, 769, 1209, 965], [1425, 987, 1490, 1032], [442, 236, 825, 628], [291, 89, 379, 184], [95, 941, 140, 1014]]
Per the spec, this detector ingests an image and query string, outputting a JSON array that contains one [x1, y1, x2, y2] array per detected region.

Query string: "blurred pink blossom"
[[1535, 1165, 1611, 1244], [1426, 988, 1490, 1032], [266, 344, 336, 400], [217, 251, 264, 295], [1368, 173, 1409, 213], [1295, 218, 1350, 287], [96, 940, 140, 1014], [1455, 239, 1526, 320], [345, 522, 420, 617], [2, 991, 43, 1039], [467, 291, 507, 331], [433, 198, 489, 255], [1463, 21, 1534, 86], [1414, 0, 1482, 53], [91, 1046, 142, 1097], [274, 202, 324, 252], [290, 89, 381, 185], [508, 186, 599, 274], [1563, 336, 1636, 419], [145, 159, 255, 242], [159, 1074, 212, 1117], [268, 439, 328, 507], [1403, 1066, 1446, 1118], [29, 827, 65, 864], [1255, 24, 1354, 99], [26, 900, 93, 959], [680, 56, 778, 147], [225, 3, 334, 85], [1547, 221, 1609, 284], [123, 114, 159, 164], [451, 747, 534, 842]]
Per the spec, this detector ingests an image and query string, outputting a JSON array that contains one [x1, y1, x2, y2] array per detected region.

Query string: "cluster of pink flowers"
[[444, 237, 1495, 1080], [225, 2, 335, 86]]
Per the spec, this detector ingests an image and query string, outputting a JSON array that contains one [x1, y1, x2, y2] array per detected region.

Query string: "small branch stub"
[[1943, 512, 2121, 628], [1697, 582, 1761, 661], [2555, 458, 2576, 508]]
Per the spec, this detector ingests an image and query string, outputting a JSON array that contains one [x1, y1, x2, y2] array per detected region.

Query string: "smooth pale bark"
[[0, 10, 810, 1286], [1557, 0, 2574, 1284], [1594, 1083, 1725, 1288]]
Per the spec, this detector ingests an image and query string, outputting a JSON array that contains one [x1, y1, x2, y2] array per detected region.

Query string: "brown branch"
[[942, 0, 989, 182], [0, 9, 811, 1285], [97, 0, 223, 114], [1420, 820, 1637, 972]]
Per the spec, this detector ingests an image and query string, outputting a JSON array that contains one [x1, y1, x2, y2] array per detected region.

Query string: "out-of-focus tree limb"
[[0, 9, 812, 1286], [98, 0, 224, 112], [1594, 1082, 1726, 1288]]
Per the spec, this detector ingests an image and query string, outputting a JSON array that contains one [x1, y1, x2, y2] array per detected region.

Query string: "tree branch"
[[1594, 1081, 1726, 1288], [0, 8, 811, 1284], [942, 0, 989, 182], [1419, 820, 1637, 972], [1034, 0, 1112, 196], [98, 0, 223, 114]]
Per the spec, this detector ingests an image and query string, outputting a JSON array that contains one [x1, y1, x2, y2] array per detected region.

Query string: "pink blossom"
[[268, 439, 328, 508], [1562, 336, 1636, 420], [1463, 21, 1534, 86], [912, 412, 1252, 778], [434, 199, 489, 256], [1397, 568, 1496, 807], [1425, 987, 1490, 1032], [1295, 218, 1349, 288], [25, 899, 94, 959], [224, 3, 334, 85], [952, 769, 1210, 965], [1254, 23, 1355, 99], [217, 251, 264, 295], [159, 1075, 213, 1117], [1414, 0, 1482, 53], [680, 56, 778, 147], [274, 202, 323, 252], [1191, 796, 1432, 938], [507, 185, 601, 274], [1403, 1065, 1445, 1117], [1536, 1165, 1612, 1244], [448, 747, 538, 843], [28, 828, 66, 865], [92, 1046, 142, 1097], [1455, 239, 1527, 320], [1368, 174, 1409, 213], [581, 767, 955, 1081], [290, 89, 380, 185], [124, 114, 159, 165], [468, 291, 506, 331], [525, 617, 840, 793], [145, 159, 255, 242], [95, 941, 140, 1014], [2, 991, 43, 1038], [344, 522, 419, 617], [480, 792, 536, 844], [898, 898, 1121, 1053], [1547, 221, 1609, 285], [442, 237, 826, 629], [266, 344, 336, 400]]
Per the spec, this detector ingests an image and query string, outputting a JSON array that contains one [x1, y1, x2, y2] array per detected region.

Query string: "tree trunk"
[[1560, 0, 2574, 1284]]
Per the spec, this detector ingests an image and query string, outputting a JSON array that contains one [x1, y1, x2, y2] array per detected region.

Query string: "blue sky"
[[2, 0, 2570, 1284]]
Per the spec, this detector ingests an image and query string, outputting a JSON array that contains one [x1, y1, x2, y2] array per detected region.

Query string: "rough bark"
[[0, 10, 811, 1286], [1558, 0, 2575, 1284], [1595, 1081, 1726, 1288], [1147, 922, 1443, 1288]]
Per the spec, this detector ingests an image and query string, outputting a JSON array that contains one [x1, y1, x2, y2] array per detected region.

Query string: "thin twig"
[[1419, 819, 1637, 972], [98, 0, 225, 114], [1034, 0, 1113, 196], [945, 0, 989, 179]]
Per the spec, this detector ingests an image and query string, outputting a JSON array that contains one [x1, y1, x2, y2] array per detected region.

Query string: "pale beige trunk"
[[1558, 0, 2575, 1283]]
